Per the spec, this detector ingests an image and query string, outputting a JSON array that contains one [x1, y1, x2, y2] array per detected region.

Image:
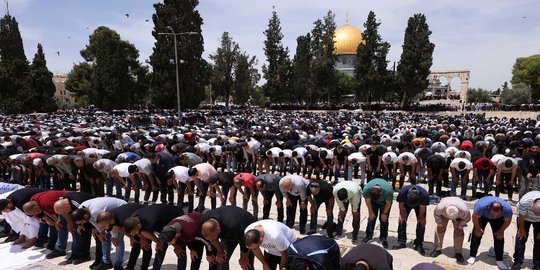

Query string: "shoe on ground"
[[66, 255, 78, 264], [415, 245, 425, 255], [90, 260, 103, 269], [299, 229, 306, 234], [455, 253, 465, 264], [73, 255, 92, 265], [392, 244, 406, 250], [362, 237, 372, 244], [93, 262, 113, 270], [510, 263, 521, 270], [496, 260, 507, 270], [306, 229, 316, 235], [467, 257, 476, 265], [430, 249, 441, 258], [46, 249, 67, 259], [382, 240, 388, 249], [113, 266, 124, 270]]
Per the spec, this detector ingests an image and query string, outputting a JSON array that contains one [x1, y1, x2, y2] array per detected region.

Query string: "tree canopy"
[[511, 54, 540, 99]]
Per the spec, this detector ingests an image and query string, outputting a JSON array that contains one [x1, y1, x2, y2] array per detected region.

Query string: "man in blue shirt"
[[394, 185, 429, 255], [468, 196, 513, 269]]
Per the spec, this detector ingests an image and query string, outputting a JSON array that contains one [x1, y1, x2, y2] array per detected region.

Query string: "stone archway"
[[430, 70, 470, 102]]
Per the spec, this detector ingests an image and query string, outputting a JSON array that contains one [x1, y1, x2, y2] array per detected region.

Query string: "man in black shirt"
[[306, 179, 335, 237], [148, 152, 177, 204], [256, 173, 284, 222], [54, 192, 97, 265], [305, 149, 322, 180], [201, 206, 256, 270], [523, 143, 540, 194], [366, 142, 382, 181], [96, 203, 146, 270], [332, 145, 350, 184], [208, 171, 235, 209], [340, 243, 393, 270], [123, 204, 184, 270], [426, 154, 448, 196]]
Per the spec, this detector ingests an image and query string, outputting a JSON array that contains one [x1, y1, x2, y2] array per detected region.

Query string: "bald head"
[[23, 201, 40, 216], [202, 219, 221, 241], [53, 198, 72, 215], [533, 200, 540, 216], [281, 178, 292, 192]]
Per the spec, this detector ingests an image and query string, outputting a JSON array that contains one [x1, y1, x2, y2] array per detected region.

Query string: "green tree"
[[29, 43, 57, 112], [262, 10, 288, 103], [80, 26, 145, 110], [354, 11, 391, 104], [500, 83, 532, 104], [0, 14, 33, 113], [511, 54, 540, 99], [396, 13, 435, 107], [233, 52, 259, 106], [65, 62, 93, 106], [291, 33, 312, 104], [310, 11, 337, 103], [209, 32, 239, 109], [466, 88, 492, 104], [336, 71, 355, 99], [149, 0, 206, 110]]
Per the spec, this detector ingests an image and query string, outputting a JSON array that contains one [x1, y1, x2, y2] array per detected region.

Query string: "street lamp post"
[[157, 27, 199, 121]]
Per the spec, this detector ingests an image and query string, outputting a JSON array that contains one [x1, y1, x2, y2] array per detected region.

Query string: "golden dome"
[[334, 24, 363, 55]]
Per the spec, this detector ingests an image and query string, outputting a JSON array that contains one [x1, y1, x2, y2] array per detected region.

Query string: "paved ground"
[[6, 178, 537, 270]]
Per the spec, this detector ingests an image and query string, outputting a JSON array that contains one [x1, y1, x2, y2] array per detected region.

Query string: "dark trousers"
[[196, 181, 209, 212], [513, 218, 540, 267], [286, 195, 307, 231], [160, 179, 174, 204], [470, 216, 505, 261], [125, 176, 141, 203], [365, 201, 389, 240], [142, 174, 159, 202], [428, 168, 443, 196], [210, 185, 230, 209], [177, 181, 194, 212], [262, 190, 284, 222], [209, 240, 255, 270], [175, 242, 203, 270], [126, 236, 153, 270], [72, 222, 102, 259], [496, 172, 514, 199], [151, 236, 170, 270], [397, 206, 426, 246], [309, 198, 334, 237], [335, 200, 360, 239], [264, 251, 281, 270]]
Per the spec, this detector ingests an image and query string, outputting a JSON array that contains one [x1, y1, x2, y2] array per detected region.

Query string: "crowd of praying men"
[[0, 109, 539, 270]]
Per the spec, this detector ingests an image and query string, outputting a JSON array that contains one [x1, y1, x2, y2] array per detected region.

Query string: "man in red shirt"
[[230, 173, 259, 219], [159, 212, 213, 270], [23, 190, 72, 259], [473, 158, 495, 197]]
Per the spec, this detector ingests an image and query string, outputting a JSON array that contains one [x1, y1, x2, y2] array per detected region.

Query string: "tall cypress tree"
[[262, 10, 287, 104], [397, 13, 435, 107], [209, 32, 239, 109], [292, 34, 312, 104], [149, 0, 205, 110], [30, 43, 57, 112], [233, 52, 259, 106], [0, 14, 32, 113], [354, 11, 391, 104]]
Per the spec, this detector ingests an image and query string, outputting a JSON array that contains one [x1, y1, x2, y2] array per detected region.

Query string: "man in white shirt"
[[167, 166, 194, 212], [449, 158, 472, 199], [133, 158, 158, 204], [397, 152, 418, 189], [244, 219, 297, 270]]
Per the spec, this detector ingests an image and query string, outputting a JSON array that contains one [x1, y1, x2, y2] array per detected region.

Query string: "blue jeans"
[[365, 201, 389, 240], [124, 176, 141, 203], [102, 231, 125, 267], [106, 176, 123, 198], [513, 217, 540, 267], [46, 215, 68, 252]]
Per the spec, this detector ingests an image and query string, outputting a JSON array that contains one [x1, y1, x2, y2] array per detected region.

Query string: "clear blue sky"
[[7, 0, 540, 91]]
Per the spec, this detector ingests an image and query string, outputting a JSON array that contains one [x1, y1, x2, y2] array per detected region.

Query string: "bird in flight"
[[145, 19, 149, 22], [55, 51, 60, 56], [125, 13, 129, 18], [67, 36, 71, 39]]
